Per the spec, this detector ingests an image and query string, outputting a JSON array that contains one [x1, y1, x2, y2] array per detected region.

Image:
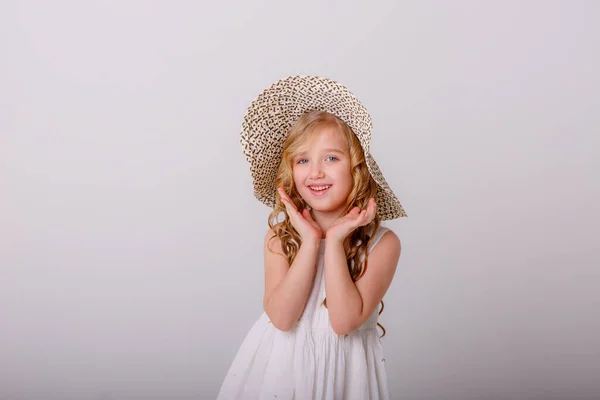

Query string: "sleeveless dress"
[[217, 227, 392, 400]]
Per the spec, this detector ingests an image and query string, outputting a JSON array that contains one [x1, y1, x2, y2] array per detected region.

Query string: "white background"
[[2, 1, 599, 399]]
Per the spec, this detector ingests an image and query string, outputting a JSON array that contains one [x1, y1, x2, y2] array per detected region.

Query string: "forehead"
[[296, 124, 349, 154]]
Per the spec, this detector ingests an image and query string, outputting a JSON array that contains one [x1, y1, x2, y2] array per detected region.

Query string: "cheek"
[[342, 175, 353, 191], [332, 166, 353, 186], [340, 173, 354, 194], [292, 168, 304, 187]]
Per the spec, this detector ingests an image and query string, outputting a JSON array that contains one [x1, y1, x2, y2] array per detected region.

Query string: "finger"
[[280, 194, 299, 216], [346, 209, 365, 224], [348, 207, 364, 222], [302, 209, 312, 220], [340, 212, 357, 224], [278, 188, 292, 205], [346, 210, 368, 229], [367, 198, 377, 218], [277, 188, 290, 203], [278, 187, 295, 204], [348, 209, 364, 225], [302, 209, 322, 229], [303, 209, 316, 222], [285, 202, 300, 217], [359, 200, 376, 226]]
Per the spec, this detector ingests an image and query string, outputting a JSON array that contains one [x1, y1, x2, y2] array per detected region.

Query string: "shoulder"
[[264, 227, 278, 245], [370, 228, 401, 261], [381, 228, 401, 248], [264, 227, 289, 266], [264, 227, 276, 242], [264, 227, 284, 254], [353, 228, 401, 302]]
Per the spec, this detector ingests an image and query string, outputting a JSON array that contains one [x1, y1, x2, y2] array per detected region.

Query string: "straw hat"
[[240, 76, 406, 220]]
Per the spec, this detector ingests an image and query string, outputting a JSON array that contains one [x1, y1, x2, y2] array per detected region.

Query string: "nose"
[[309, 161, 325, 179]]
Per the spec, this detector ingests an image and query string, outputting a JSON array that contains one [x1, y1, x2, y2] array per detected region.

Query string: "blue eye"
[[326, 156, 338, 162], [297, 159, 308, 164]]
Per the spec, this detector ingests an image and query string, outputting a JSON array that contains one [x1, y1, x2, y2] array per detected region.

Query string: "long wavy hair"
[[267, 110, 387, 336]]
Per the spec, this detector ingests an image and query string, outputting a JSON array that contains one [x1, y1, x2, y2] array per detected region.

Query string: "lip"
[[307, 184, 332, 196]]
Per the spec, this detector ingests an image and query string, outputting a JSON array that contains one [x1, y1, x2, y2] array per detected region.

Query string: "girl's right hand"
[[277, 188, 322, 243]]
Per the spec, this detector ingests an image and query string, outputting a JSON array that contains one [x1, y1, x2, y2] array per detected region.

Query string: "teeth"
[[310, 185, 330, 191]]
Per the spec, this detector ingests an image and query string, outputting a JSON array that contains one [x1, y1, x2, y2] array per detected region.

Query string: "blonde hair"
[[267, 110, 386, 336]]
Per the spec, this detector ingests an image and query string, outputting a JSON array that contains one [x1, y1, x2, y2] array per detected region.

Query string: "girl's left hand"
[[326, 197, 377, 243]]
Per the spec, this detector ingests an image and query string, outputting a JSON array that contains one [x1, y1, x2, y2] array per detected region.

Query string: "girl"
[[218, 76, 407, 400]]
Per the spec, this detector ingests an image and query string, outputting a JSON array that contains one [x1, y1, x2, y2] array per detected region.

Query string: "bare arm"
[[323, 231, 401, 335], [263, 228, 320, 331]]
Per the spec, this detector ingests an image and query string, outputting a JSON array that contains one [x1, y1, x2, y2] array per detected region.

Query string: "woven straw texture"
[[241, 76, 406, 220]]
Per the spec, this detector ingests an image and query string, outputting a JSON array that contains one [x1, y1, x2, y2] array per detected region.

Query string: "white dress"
[[217, 227, 392, 400]]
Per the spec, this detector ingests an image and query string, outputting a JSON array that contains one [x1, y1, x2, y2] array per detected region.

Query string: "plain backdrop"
[[2, 1, 599, 399]]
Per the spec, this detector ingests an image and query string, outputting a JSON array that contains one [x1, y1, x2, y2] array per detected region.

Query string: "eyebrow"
[[295, 148, 347, 158], [322, 148, 346, 154]]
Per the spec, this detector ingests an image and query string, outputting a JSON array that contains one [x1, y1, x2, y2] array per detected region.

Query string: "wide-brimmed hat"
[[240, 75, 406, 220]]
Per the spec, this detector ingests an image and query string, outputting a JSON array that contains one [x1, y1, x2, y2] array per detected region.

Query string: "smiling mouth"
[[308, 185, 332, 195]]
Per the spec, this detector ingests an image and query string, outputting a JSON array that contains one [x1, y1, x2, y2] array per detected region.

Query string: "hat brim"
[[364, 152, 407, 220], [241, 76, 406, 221]]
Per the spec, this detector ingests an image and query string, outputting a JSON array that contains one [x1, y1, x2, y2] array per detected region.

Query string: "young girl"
[[218, 76, 407, 400]]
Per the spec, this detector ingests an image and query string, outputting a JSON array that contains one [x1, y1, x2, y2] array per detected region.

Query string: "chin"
[[300, 193, 347, 214], [309, 203, 346, 214]]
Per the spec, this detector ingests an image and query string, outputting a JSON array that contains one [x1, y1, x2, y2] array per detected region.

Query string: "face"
[[292, 125, 353, 216]]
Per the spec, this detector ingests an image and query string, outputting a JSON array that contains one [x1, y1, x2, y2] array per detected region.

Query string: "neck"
[[310, 208, 346, 237]]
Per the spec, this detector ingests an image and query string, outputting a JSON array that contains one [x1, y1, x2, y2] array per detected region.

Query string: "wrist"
[[300, 237, 321, 250], [324, 235, 345, 246]]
